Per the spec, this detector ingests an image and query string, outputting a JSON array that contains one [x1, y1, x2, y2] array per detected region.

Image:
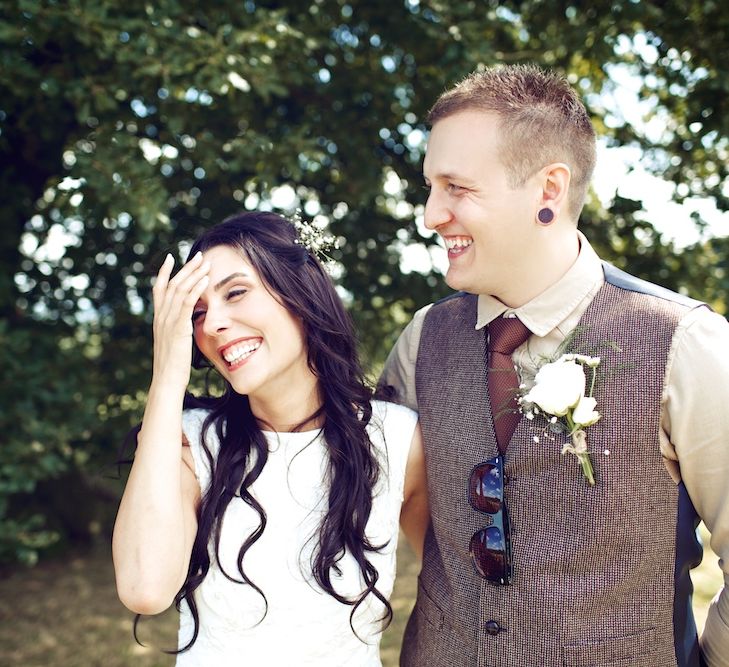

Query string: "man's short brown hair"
[[428, 64, 597, 221]]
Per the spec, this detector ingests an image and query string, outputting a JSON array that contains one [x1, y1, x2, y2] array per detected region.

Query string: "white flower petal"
[[572, 395, 601, 427], [525, 359, 585, 416]]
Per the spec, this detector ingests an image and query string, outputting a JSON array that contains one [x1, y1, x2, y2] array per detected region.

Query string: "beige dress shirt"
[[380, 232, 729, 666]]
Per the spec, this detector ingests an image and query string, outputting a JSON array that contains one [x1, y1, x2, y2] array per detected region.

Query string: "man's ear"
[[536, 162, 571, 221]]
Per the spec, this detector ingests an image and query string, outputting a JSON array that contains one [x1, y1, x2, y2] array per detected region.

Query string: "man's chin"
[[445, 270, 474, 294]]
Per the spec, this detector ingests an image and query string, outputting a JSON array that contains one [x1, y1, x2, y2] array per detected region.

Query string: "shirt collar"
[[476, 231, 604, 336]]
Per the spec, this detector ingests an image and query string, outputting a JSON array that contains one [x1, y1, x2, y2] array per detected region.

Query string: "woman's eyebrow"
[[213, 271, 250, 291]]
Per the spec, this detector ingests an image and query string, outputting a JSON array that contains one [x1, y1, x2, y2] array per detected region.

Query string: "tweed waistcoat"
[[402, 269, 704, 667]]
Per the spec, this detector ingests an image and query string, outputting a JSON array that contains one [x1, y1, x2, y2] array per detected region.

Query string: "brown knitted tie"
[[488, 316, 531, 453]]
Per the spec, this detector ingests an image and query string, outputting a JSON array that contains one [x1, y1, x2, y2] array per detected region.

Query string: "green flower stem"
[[589, 366, 597, 397], [578, 452, 596, 486], [567, 426, 596, 487]]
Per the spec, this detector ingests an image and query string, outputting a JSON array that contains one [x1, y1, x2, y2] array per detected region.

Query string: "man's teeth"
[[444, 236, 473, 249], [223, 341, 261, 363]]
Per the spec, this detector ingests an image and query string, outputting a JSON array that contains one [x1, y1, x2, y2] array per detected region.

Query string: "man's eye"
[[447, 183, 465, 193]]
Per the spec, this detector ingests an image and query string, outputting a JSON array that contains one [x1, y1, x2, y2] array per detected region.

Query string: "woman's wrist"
[[144, 379, 188, 415]]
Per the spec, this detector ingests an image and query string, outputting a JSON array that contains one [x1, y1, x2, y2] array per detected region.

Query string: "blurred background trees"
[[1, 0, 727, 565]]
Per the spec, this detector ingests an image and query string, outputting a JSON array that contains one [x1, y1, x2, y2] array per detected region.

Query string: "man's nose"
[[423, 190, 452, 230]]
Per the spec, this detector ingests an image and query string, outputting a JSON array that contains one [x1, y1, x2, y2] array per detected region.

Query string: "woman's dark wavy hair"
[[175, 211, 390, 651]]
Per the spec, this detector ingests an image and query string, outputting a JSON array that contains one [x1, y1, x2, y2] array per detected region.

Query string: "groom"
[[380, 64, 729, 666]]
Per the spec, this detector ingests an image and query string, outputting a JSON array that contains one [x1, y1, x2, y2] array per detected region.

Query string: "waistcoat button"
[[484, 620, 501, 635]]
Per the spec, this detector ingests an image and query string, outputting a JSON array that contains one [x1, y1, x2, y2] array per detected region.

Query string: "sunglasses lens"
[[470, 526, 509, 583], [469, 461, 503, 514]]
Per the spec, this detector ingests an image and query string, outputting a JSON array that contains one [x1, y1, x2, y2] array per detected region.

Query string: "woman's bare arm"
[[400, 423, 429, 561], [112, 252, 209, 614]]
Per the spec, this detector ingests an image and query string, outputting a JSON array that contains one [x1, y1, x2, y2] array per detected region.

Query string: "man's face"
[[423, 110, 541, 302]]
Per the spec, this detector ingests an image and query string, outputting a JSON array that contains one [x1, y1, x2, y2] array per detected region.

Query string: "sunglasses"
[[468, 455, 511, 585]]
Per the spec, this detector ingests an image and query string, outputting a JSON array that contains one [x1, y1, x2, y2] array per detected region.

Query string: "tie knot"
[[488, 316, 531, 355]]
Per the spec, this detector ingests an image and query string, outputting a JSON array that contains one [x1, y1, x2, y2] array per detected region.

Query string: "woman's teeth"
[[223, 340, 261, 364]]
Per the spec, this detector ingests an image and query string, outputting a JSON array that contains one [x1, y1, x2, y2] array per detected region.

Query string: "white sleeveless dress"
[[176, 400, 418, 666]]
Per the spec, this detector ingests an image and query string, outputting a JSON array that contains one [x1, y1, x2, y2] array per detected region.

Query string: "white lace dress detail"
[[176, 400, 417, 666]]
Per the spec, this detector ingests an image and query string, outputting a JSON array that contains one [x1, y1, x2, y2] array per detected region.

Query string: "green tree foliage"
[[1, 0, 727, 564]]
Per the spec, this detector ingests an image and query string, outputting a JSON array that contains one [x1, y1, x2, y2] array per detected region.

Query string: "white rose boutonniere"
[[521, 353, 601, 486]]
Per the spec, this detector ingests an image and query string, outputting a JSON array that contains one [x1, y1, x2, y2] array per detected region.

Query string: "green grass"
[[0, 525, 720, 666]]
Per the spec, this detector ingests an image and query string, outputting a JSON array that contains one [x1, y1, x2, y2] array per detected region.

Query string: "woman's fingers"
[[149, 252, 211, 385], [152, 253, 175, 311], [164, 254, 211, 321], [156, 252, 209, 326], [179, 271, 210, 324]]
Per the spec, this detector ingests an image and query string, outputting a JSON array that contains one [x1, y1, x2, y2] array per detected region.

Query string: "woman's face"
[[191, 245, 315, 406]]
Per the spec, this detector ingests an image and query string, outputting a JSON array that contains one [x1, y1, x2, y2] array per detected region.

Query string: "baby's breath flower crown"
[[290, 211, 340, 271]]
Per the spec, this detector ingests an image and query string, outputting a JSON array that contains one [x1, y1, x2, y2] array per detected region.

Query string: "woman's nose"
[[201, 305, 230, 337]]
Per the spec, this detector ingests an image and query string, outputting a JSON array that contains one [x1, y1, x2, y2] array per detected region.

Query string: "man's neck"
[[495, 232, 581, 309]]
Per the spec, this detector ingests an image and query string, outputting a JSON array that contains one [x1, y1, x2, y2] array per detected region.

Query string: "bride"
[[112, 211, 427, 666]]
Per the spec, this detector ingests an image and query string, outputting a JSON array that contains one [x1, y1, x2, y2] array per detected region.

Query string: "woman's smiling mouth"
[[219, 338, 262, 369]]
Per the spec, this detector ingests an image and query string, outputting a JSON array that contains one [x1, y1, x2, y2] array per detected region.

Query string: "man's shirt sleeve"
[[662, 307, 729, 667], [378, 304, 431, 412]]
